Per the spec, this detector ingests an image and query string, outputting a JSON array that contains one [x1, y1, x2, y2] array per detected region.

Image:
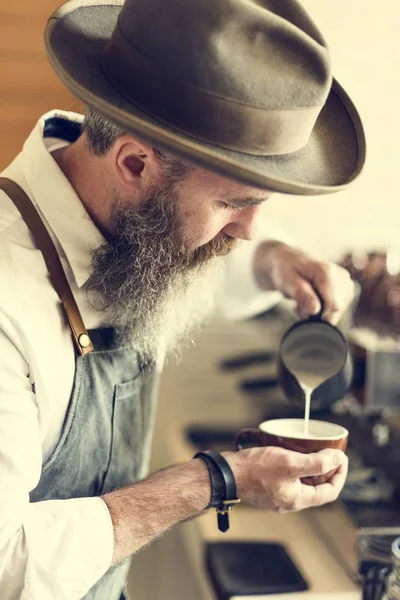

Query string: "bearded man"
[[0, 0, 365, 598]]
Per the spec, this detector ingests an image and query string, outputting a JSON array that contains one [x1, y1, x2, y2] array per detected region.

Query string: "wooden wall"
[[0, 1, 80, 168]]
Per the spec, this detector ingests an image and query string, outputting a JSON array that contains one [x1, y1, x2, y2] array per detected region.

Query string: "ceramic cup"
[[235, 418, 349, 485]]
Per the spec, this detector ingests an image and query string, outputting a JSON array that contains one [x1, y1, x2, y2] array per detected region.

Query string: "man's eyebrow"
[[227, 196, 269, 208]]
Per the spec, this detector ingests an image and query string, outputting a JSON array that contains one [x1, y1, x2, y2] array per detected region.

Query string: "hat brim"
[[45, 1, 366, 196]]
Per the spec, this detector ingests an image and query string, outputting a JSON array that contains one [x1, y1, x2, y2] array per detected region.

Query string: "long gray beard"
[[86, 181, 234, 358]]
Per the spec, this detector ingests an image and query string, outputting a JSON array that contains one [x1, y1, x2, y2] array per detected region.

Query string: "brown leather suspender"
[[0, 177, 94, 356]]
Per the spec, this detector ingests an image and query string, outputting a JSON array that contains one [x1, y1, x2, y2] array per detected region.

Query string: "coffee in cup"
[[235, 418, 348, 485]]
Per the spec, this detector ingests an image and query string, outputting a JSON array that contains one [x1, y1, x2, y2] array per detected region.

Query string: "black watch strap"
[[195, 452, 226, 508], [193, 450, 241, 532]]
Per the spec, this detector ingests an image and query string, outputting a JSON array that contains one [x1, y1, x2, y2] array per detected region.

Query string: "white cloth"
[[0, 110, 291, 599]]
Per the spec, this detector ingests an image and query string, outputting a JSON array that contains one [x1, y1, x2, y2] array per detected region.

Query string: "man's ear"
[[112, 134, 159, 191]]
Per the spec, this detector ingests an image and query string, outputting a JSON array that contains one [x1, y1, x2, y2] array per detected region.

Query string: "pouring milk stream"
[[282, 341, 346, 436], [295, 373, 333, 436]]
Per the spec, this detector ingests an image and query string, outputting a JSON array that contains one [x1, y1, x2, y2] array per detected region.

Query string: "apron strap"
[[0, 177, 94, 356]]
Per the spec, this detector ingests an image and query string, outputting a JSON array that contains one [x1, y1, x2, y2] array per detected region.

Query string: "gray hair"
[[82, 107, 191, 181]]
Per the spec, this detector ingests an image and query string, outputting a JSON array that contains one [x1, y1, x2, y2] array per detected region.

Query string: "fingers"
[[311, 264, 340, 322], [290, 259, 354, 323], [298, 455, 349, 507], [289, 275, 322, 319], [288, 266, 340, 322], [225, 446, 349, 513], [295, 261, 337, 320], [287, 448, 346, 478], [263, 244, 354, 323], [308, 263, 354, 324]]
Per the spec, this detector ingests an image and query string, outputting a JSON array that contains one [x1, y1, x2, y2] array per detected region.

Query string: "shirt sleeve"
[[0, 315, 114, 600], [218, 218, 295, 321]]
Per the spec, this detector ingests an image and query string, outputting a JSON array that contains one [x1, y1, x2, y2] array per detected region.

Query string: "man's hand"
[[224, 446, 348, 512], [254, 241, 354, 323]]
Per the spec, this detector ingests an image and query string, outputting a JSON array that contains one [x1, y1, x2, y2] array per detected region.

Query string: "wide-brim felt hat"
[[45, 0, 366, 195]]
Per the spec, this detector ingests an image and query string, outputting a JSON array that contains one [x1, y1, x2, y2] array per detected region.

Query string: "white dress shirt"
[[0, 110, 289, 599]]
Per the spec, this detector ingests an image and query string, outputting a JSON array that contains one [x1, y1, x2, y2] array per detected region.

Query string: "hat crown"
[[45, 0, 365, 195], [117, 0, 332, 110]]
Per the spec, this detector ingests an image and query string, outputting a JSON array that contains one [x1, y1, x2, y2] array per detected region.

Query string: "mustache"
[[106, 193, 237, 269], [188, 234, 237, 268]]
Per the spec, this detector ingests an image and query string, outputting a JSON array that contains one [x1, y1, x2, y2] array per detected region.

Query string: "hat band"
[[102, 24, 322, 156]]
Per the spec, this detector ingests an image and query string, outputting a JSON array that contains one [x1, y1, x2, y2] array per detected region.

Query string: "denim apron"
[[30, 329, 158, 599], [0, 122, 159, 599]]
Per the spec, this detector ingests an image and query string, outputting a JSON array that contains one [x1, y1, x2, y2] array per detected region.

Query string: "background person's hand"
[[253, 241, 354, 323], [224, 446, 348, 512]]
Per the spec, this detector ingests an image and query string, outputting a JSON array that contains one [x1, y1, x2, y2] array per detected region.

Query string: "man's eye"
[[219, 201, 244, 212], [220, 201, 236, 210]]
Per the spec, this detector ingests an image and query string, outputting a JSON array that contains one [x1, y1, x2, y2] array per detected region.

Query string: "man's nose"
[[222, 206, 261, 241]]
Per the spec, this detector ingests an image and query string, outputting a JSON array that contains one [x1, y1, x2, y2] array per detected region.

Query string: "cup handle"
[[235, 428, 262, 451], [308, 290, 324, 322]]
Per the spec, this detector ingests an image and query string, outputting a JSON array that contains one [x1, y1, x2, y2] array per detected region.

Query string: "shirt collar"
[[22, 110, 105, 288]]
